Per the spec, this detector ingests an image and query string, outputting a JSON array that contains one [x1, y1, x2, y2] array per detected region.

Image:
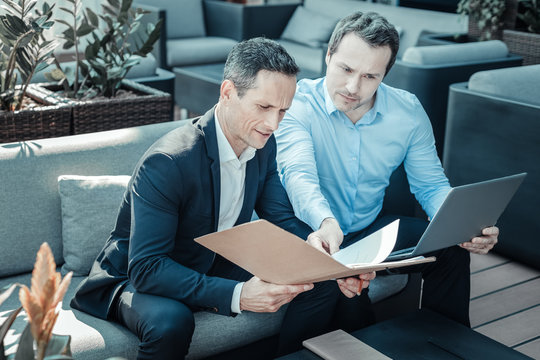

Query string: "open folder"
[[195, 219, 435, 284]]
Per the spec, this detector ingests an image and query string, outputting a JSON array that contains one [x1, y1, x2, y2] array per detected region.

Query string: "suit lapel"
[[198, 107, 221, 231]]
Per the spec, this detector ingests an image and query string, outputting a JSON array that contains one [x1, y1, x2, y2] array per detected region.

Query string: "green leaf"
[[0, 284, 18, 306], [14, 324, 34, 360], [85, 8, 99, 28], [76, 22, 94, 37], [0, 307, 22, 347]]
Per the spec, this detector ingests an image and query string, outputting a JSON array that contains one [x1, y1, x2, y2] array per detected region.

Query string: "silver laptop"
[[386, 173, 527, 261]]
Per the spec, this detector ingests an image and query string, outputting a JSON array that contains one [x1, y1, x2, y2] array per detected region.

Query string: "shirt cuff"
[[309, 208, 335, 231], [231, 282, 244, 314]]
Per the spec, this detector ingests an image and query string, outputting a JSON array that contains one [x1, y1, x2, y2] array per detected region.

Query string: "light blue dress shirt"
[[275, 77, 451, 235]]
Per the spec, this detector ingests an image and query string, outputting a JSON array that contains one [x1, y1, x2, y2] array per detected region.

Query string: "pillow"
[[58, 175, 130, 276], [402, 40, 509, 65], [280, 6, 337, 48]]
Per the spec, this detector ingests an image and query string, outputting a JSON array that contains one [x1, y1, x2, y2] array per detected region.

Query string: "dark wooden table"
[[277, 309, 533, 360]]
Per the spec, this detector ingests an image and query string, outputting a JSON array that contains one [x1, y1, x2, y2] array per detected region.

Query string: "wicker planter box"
[[0, 86, 72, 144], [35, 79, 173, 135], [503, 29, 540, 66]]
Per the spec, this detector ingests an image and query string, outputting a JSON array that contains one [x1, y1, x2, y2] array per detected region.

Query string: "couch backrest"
[[468, 64, 540, 106], [401, 40, 509, 65], [303, 0, 466, 57], [0, 121, 185, 278]]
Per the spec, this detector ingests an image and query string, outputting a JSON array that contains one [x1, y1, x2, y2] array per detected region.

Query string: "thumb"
[[328, 241, 340, 255]]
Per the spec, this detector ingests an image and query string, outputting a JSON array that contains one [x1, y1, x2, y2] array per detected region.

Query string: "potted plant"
[[37, 0, 171, 135], [0, 0, 72, 143], [457, 0, 518, 40], [503, 0, 540, 65], [0, 243, 73, 360]]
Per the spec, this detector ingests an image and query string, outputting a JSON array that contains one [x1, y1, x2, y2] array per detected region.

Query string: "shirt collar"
[[215, 110, 256, 165], [321, 77, 386, 126]]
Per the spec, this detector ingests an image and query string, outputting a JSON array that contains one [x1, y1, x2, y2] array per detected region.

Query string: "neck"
[[215, 104, 245, 158], [345, 95, 376, 124]]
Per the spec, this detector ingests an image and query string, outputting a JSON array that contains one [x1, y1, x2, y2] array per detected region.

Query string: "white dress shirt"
[[215, 112, 256, 313]]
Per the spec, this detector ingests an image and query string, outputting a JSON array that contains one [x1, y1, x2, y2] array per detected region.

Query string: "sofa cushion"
[[402, 40, 509, 65], [468, 64, 540, 106], [167, 37, 237, 67], [280, 6, 337, 48], [58, 175, 130, 276], [278, 39, 326, 75], [0, 274, 286, 360]]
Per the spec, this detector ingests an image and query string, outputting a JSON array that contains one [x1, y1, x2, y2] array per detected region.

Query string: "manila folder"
[[195, 219, 434, 285]]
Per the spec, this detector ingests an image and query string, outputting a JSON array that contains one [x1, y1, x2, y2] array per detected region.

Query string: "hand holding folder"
[[195, 219, 435, 285]]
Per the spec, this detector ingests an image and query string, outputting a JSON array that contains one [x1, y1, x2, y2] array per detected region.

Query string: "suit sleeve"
[[127, 152, 238, 316]]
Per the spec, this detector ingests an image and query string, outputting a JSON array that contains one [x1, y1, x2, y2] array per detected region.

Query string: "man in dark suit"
[[71, 38, 374, 359]]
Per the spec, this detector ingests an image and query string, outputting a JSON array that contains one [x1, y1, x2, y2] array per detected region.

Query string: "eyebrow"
[[336, 61, 383, 78]]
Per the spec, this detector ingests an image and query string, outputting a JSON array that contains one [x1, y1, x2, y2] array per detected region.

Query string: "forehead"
[[332, 33, 391, 70], [246, 70, 296, 98]]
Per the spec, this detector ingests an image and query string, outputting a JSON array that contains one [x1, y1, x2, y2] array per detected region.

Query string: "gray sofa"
[[1, 121, 418, 359], [270, 0, 468, 75], [443, 65, 540, 270]]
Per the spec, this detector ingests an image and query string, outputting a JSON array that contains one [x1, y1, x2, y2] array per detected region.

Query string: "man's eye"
[[258, 105, 269, 110]]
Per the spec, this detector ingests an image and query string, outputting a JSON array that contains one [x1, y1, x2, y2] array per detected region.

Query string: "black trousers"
[[112, 255, 356, 359], [342, 215, 471, 327]]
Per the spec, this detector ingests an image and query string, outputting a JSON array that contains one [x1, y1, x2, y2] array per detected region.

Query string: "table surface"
[[174, 63, 321, 84], [277, 309, 533, 360]]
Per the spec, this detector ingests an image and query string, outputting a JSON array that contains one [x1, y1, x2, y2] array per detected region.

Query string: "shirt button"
[[352, 157, 357, 161]]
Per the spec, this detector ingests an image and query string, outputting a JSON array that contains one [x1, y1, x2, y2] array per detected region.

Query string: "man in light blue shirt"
[[275, 11, 499, 327]]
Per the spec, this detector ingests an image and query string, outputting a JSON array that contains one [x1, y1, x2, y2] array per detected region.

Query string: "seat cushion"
[[280, 6, 337, 48], [468, 64, 540, 106], [402, 40, 509, 65], [278, 39, 326, 75], [1, 272, 407, 359], [166, 37, 237, 67]]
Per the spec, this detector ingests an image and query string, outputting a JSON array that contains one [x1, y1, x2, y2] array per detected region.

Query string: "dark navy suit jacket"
[[71, 108, 312, 319]]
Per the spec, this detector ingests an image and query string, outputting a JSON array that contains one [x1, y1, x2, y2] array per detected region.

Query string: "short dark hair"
[[223, 37, 299, 97], [328, 12, 400, 75]]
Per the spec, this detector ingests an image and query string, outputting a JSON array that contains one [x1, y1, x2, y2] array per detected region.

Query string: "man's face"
[[325, 33, 391, 122], [218, 70, 296, 156]]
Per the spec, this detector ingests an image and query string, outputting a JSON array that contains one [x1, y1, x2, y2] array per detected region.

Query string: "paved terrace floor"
[[470, 252, 540, 358]]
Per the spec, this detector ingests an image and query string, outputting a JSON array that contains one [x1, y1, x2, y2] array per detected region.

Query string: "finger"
[[482, 226, 499, 236], [329, 241, 340, 255], [359, 271, 376, 281], [307, 235, 330, 255], [337, 280, 356, 298]]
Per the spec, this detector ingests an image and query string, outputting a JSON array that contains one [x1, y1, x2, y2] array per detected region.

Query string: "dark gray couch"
[[443, 65, 540, 270]]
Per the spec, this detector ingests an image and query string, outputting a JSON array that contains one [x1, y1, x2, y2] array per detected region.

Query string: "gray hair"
[[328, 11, 400, 75], [223, 37, 299, 97]]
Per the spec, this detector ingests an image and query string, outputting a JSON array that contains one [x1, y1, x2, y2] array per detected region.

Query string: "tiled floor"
[[469, 252, 540, 358]]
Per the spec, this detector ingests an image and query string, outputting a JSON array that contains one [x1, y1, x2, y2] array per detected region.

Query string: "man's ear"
[[325, 49, 331, 67], [220, 79, 236, 102]]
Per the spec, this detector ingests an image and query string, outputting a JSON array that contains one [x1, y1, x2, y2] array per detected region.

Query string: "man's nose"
[[345, 76, 361, 94], [264, 112, 280, 132]]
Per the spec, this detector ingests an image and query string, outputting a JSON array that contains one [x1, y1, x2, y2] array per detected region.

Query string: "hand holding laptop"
[[460, 226, 499, 255]]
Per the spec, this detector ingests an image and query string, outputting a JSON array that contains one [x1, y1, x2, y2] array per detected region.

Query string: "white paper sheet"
[[331, 220, 399, 266]]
